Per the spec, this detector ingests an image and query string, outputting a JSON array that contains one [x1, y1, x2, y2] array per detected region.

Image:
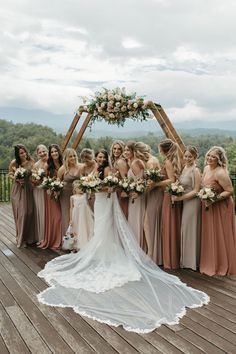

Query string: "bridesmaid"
[[172, 146, 201, 270], [135, 142, 163, 264], [32, 144, 48, 244], [110, 140, 129, 218], [58, 148, 81, 237], [124, 141, 146, 247], [9, 144, 36, 248], [200, 146, 236, 276], [149, 139, 182, 269], [39, 144, 63, 250]]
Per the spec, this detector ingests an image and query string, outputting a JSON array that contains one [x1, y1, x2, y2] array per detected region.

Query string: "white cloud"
[[0, 0, 236, 123], [122, 37, 143, 49]]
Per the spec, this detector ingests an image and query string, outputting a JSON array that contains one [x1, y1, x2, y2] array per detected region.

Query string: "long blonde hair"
[[133, 142, 150, 162], [159, 139, 182, 177], [63, 148, 79, 174], [205, 146, 228, 169]]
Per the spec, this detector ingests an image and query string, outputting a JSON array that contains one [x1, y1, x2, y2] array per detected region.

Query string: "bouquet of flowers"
[[14, 167, 29, 180], [78, 87, 150, 127], [78, 174, 102, 198], [102, 173, 120, 198], [144, 168, 163, 182], [197, 187, 217, 210], [166, 181, 184, 207], [118, 177, 132, 194], [129, 179, 146, 203], [41, 177, 64, 201], [31, 168, 46, 184], [119, 177, 146, 203], [13, 167, 30, 187]]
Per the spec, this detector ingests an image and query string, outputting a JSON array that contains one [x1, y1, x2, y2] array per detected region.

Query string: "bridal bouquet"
[[31, 168, 46, 184], [41, 177, 64, 201], [78, 174, 102, 198], [144, 168, 163, 182], [197, 187, 217, 210], [102, 173, 120, 198], [166, 181, 184, 207]]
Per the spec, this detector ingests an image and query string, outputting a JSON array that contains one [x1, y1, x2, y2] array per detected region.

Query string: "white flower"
[[115, 94, 122, 101], [109, 113, 115, 119], [101, 102, 106, 108], [108, 100, 114, 107], [108, 94, 114, 100], [136, 185, 143, 192], [133, 102, 138, 109]]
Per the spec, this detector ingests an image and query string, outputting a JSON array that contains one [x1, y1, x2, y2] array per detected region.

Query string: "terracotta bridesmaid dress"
[[161, 168, 182, 269], [39, 170, 62, 250], [200, 175, 236, 276]]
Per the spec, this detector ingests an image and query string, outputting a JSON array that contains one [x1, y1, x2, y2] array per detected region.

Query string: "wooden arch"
[[61, 101, 185, 154]]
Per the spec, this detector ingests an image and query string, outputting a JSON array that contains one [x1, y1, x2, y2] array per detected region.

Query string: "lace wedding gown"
[[38, 192, 209, 333]]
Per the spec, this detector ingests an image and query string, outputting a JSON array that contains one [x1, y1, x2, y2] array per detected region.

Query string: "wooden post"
[[61, 101, 185, 154], [72, 113, 91, 149], [155, 104, 185, 154], [151, 106, 176, 142], [60, 112, 82, 152]]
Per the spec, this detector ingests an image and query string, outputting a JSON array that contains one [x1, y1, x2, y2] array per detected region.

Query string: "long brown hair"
[[159, 139, 182, 177], [14, 144, 31, 167]]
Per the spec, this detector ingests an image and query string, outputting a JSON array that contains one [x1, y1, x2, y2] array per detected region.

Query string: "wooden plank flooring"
[[0, 203, 236, 354]]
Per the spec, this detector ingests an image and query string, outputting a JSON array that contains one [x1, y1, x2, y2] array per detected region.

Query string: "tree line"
[[0, 119, 236, 172]]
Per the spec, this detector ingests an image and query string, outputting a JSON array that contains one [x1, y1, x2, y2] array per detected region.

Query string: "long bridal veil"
[[38, 193, 209, 333]]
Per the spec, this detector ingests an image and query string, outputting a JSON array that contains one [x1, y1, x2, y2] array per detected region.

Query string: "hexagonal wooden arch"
[[61, 101, 185, 154]]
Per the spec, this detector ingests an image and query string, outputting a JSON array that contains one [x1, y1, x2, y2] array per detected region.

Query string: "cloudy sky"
[[1, 0, 236, 123]]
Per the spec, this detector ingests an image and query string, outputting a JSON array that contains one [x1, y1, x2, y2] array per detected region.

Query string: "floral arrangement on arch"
[[77, 87, 151, 127]]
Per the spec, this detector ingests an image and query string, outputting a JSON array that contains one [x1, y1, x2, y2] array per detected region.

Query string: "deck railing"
[[1, 169, 236, 208], [0, 169, 12, 202]]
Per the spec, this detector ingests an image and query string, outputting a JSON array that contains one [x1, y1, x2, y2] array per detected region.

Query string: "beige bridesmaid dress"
[[179, 167, 201, 270]]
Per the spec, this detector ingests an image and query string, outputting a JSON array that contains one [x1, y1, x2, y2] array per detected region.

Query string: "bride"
[[38, 149, 209, 333]]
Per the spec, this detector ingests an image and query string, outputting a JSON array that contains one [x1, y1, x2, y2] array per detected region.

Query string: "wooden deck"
[[0, 204, 236, 354]]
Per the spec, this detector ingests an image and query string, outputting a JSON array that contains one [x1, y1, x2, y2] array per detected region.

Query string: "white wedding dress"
[[38, 192, 209, 333]]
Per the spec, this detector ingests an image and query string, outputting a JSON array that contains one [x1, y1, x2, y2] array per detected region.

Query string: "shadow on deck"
[[0, 203, 236, 354]]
